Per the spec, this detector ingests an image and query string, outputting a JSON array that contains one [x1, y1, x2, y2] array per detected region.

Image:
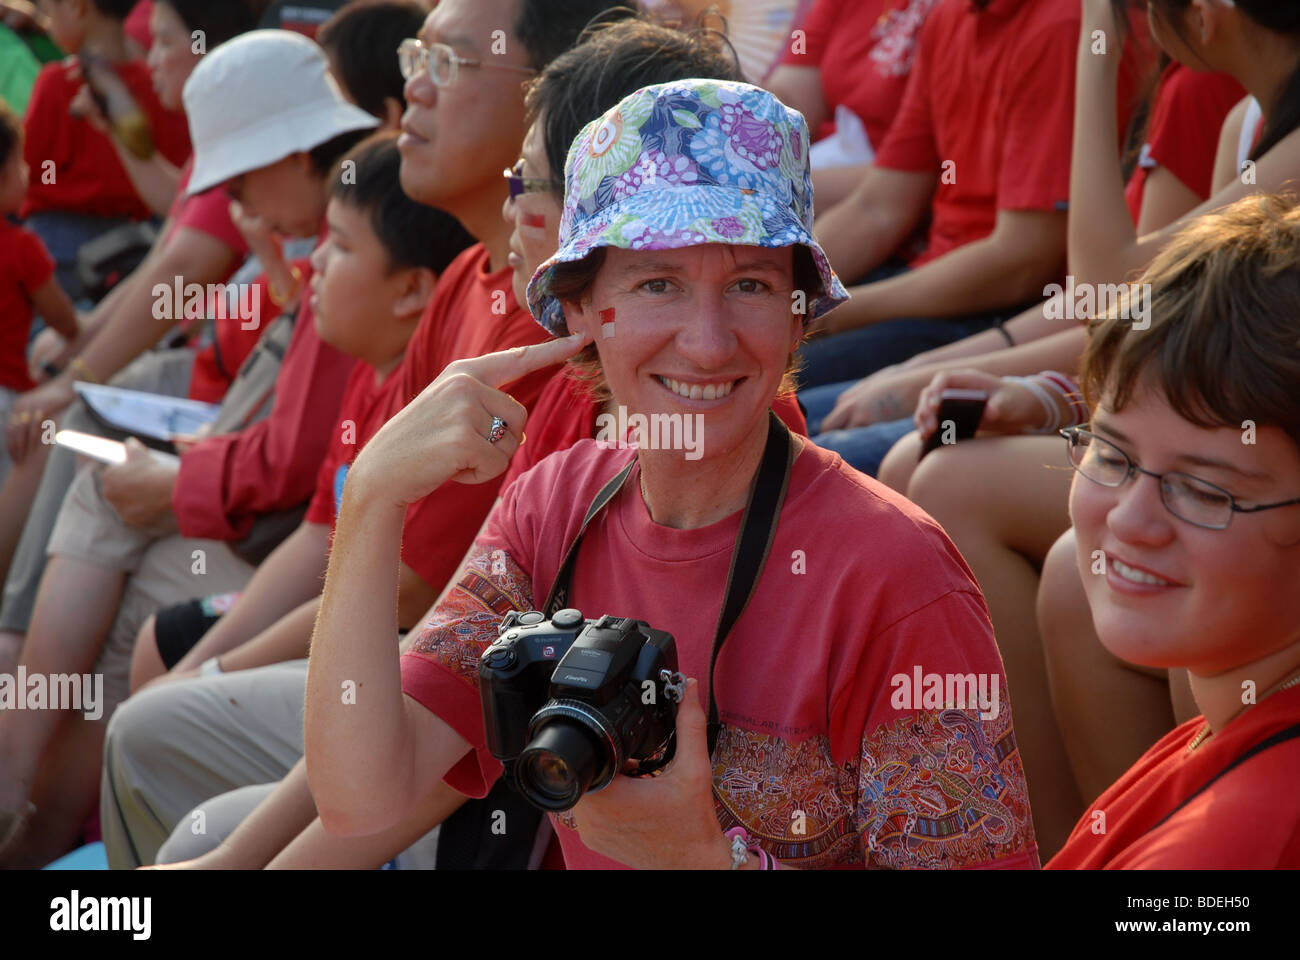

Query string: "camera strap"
[[544, 410, 796, 757]]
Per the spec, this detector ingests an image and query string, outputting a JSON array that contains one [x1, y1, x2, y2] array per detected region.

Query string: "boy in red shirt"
[[0, 103, 77, 487], [20, 0, 190, 294]]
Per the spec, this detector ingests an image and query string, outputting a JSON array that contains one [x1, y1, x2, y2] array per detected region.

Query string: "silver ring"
[[488, 416, 508, 444]]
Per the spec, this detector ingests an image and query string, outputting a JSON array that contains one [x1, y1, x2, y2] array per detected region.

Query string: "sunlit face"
[[308, 197, 409, 360], [503, 120, 561, 307], [0, 150, 29, 213], [224, 154, 325, 239], [1070, 385, 1300, 676], [562, 244, 802, 464], [39, 0, 84, 55], [397, 0, 531, 211], [147, 2, 202, 111]]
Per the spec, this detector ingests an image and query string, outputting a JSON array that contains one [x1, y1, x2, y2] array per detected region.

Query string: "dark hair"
[[1082, 192, 1300, 452], [155, 0, 258, 47], [307, 127, 373, 179], [513, 1, 640, 71], [92, 0, 139, 20], [1114, 0, 1300, 160], [0, 102, 20, 170], [317, 0, 426, 118], [524, 15, 742, 191], [329, 132, 475, 273]]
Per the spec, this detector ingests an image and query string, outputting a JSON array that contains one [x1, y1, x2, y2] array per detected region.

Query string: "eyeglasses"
[[503, 160, 553, 198], [1061, 426, 1300, 530], [397, 38, 535, 87]]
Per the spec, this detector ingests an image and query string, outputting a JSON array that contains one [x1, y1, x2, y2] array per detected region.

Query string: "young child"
[[20, 0, 192, 290], [1047, 193, 1300, 869], [0, 103, 77, 485], [134, 131, 476, 680]]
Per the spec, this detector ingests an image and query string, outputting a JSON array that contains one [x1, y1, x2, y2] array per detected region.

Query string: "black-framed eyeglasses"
[[503, 160, 553, 198], [1061, 425, 1300, 530], [397, 38, 535, 86]]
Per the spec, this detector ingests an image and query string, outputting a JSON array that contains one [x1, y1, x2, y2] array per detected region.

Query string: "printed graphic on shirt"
[[408, 542, 533, 690], [870, 0, 942, 78]]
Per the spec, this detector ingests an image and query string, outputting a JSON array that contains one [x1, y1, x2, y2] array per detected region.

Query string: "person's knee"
[[128, 615, 164, 695], [1037, 528, 1085, 643], [878, 431, 923, 494]]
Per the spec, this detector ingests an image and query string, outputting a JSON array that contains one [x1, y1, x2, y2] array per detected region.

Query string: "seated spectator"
[[0, 102, 77, 490], [95, 0, 640, 870], [795, 0, 1148, 390], [769, 0, 940, 209], [1047, 193, 1300, 869], [0, 0, 256, 616], [860, 0, 1300, 858], [805, 60, 1244, 477], [19, 0, 192, 296], [0, 28, 376, 867], [303, 78, 1038, 870]]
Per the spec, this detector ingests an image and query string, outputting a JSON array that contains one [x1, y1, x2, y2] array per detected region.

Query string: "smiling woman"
[[307, 78, 1042, 871], [1047, 192, 1300, 869]]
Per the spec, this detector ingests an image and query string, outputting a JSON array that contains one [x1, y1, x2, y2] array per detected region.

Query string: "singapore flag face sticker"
[[600, 307, 615, 338]]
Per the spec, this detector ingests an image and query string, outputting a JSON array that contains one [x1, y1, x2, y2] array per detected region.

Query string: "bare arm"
[[109, 147, 181, 219], [813, 165, 936, 282], [811, 163, 873, 212], [766, 65, 829, 134], [824, 209, 1066, 334], [1211, 95, 1250, 192], [172, 521, 332, 673], [28, 275, 78, 340]]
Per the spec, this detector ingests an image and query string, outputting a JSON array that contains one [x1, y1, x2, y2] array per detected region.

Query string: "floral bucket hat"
[[527, 78, 850, 336]]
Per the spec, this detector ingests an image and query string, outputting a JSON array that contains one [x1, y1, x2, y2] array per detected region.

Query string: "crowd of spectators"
[[0, 0, 1297, 871]]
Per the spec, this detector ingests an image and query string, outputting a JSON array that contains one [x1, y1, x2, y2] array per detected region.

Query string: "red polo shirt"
[[875, 0, 1147, 266], [20, 56, 191, 220]]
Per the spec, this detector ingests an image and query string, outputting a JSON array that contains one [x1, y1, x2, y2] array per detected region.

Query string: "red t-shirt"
[[367, 244, 562, 591], [1048, 686, 1300, 869], [874, 0, 1145, 267], [304, 361, 391, 527], [779, 0, 942, 150], [20, 57, 191, 220], [0, 219, 56, 392], [1123, 65, 1245, 224], [402, 439, 1040, 870], [172, 266, 357, 540]]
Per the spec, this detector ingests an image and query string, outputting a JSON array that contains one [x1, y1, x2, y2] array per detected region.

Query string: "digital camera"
[[479, 608, 686, 812]]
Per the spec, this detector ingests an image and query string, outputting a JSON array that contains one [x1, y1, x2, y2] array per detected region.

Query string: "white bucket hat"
[[183, 30, 379, 196]]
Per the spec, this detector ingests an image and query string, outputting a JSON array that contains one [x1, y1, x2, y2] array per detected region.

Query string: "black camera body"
[[479, 608, 685, 812]]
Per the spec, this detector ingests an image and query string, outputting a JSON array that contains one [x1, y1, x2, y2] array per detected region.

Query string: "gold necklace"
[[1187, 669, 1300, 752]]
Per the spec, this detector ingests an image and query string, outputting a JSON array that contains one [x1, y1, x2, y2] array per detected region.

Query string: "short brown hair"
[[1081, 192, 1300, 452], [549, 243, 823, 402]]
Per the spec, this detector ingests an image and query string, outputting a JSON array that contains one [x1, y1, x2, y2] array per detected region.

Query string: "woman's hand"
[[68, 83, 111, 135], [229, 200, 282, 266], [820, 365, 929, 432], [346, 331, 591, 510], [913, 369, 1052, 439], [572, 679, 733, 869]]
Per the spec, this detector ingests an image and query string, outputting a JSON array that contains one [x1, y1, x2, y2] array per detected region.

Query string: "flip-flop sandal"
[[0, 802, 37, 857]]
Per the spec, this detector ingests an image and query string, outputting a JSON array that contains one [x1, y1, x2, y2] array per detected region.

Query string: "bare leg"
[[1037, 529, 1176, 808], [0, 556, 124, 821], [0, 443, 51, 586], [128, 615, 165, 694], [877, 430, 924, 495], [907, 436, 1081, 858], [0, 711, 105, 867]]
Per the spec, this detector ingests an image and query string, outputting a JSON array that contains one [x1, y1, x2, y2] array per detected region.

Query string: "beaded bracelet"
[[724, 827, 778, 870]]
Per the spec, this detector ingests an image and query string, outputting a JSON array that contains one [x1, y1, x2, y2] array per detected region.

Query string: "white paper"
[[73, 383, 220, 442]]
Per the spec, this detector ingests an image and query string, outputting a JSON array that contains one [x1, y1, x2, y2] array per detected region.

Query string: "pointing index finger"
[[466, 330, 593, 389]]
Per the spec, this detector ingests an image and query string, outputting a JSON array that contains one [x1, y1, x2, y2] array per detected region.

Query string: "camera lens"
[[517, 720, 604, 812]]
